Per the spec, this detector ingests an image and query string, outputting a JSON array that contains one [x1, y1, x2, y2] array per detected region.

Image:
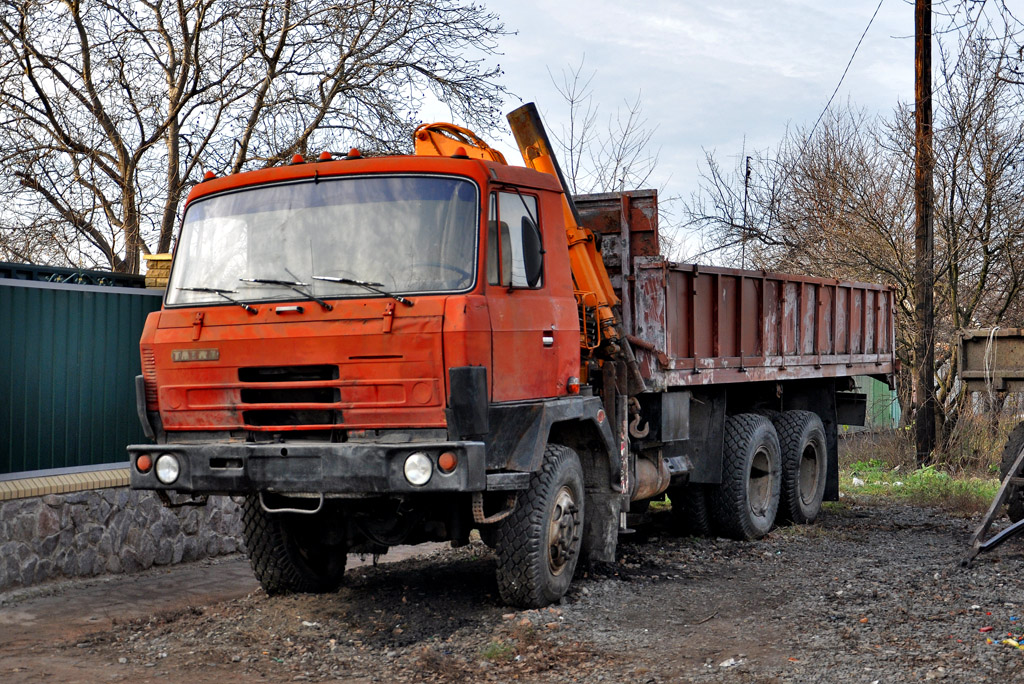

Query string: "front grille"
[[243, 409, 339, 426], [238, 365, 338, 382], [238, 365, 342, 426], [240, 387, 340, 404]]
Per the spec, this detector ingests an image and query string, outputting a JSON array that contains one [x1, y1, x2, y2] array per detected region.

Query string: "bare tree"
[[0, 0, 509, 273], [548, 57, 660, 197], [545, 56, 684, 258], [684, 25, 1024, 456]]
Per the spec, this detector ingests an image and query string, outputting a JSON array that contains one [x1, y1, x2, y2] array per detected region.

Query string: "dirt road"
[[2, 499, 1023, 683]]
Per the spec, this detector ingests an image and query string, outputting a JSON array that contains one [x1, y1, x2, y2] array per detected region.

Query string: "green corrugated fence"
[[853, 376, 902, 430], [0, 278, 162, 475]]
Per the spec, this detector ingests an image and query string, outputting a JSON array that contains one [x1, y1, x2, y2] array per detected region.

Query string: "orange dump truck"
[[129, 105, 895, 607]]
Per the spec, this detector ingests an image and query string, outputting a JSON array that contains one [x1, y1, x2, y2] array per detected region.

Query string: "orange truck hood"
[[144, 297, 448, 433]]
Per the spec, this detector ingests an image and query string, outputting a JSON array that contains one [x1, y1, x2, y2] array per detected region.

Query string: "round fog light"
[[155, 453, 180, 484], [403, 452, 433, 486]]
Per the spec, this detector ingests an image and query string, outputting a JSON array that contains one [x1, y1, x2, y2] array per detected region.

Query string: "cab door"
[[486, 190, 577, 401]]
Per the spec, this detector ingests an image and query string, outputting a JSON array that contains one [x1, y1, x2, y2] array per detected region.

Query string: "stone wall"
[[0, 488, 243, 592]]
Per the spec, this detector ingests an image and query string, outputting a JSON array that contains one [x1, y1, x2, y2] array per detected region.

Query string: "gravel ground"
[[44, 497, 1024, 682]]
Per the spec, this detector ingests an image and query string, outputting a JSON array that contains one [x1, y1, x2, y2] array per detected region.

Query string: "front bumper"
[[127, 440, 486, 494]]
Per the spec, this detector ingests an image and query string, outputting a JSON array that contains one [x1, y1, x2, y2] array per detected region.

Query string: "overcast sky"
[[471, 0, 916, 206]]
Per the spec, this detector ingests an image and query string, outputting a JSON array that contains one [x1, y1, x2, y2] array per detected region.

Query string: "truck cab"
[[129, 150, 618, 607]]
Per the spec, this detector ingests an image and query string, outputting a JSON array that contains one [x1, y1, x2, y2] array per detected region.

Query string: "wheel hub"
[[748, 446, 774, 517], [547, 486, 580, 576], [799, 444, 820, 506]]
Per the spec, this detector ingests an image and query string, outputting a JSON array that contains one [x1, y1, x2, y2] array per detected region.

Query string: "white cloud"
[[470, 0, 913, 201]]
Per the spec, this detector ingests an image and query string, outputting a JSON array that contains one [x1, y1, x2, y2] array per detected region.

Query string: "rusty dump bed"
[[959, 328, 1024, 393], [575, 190, 896, 391]]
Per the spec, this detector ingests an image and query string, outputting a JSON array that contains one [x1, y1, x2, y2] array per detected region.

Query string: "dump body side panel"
[[631, 259, 895, 389], [573, 191, 896, 390]]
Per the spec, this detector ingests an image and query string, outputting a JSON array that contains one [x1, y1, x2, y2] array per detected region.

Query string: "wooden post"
[[914, 0, 936, 465]]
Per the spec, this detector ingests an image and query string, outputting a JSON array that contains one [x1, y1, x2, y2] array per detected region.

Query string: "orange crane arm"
[[504, 104, 644, 394], [413, 122, 508, 164], [506, 103, 622, 329]]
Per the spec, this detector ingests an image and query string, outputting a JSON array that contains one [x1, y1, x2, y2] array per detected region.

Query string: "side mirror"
[[521, 216, 544, 287]]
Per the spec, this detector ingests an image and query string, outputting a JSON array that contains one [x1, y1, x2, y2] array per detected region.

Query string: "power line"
[[796, 0, 984, 167], [767, 0, 886, 208], [804, 0, 887, 149]]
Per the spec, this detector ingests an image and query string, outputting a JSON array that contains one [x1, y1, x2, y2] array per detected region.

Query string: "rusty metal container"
[[575, 191, 896, 391], [959, 328, 1024, 393]]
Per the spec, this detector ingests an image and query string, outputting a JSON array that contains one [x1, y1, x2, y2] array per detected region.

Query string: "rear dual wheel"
[[712, 414, 782, 540], [710, 411, 828, 539], [774, 410, 828, 525]]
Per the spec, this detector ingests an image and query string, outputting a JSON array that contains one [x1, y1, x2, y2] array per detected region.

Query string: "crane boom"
[[506, 105, 621, 337], [413, 122, 508, 163]]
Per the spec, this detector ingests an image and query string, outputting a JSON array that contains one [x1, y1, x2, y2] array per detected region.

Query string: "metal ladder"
[[964, 443, 1024, 564]]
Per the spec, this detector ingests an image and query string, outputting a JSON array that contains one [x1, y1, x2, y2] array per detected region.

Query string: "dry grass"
[[839, 413, 1016, 477], [775, 523, 835, 539], [839, 424, 1006, 517], [838, 428, 917, 472], [414, 646, 474, 679], [942, 414, 1019, 475]]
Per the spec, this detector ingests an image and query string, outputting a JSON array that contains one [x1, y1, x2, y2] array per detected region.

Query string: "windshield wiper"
[[311, 275, 414, 307], [239, 277, 333, 311], [177, 287, 258, 314]]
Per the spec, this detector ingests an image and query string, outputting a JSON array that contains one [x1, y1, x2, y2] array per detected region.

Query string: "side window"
[[487, 191, 542, 288], [486, 193, 508, 286]]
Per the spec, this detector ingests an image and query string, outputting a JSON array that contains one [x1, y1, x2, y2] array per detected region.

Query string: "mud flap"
[[581, 487, 620, 564]]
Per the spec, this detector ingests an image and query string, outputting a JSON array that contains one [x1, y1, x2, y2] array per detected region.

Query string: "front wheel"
[[241, 496, 348, 595], [711, 414, 782, 540], [496, 444, 585, 608]]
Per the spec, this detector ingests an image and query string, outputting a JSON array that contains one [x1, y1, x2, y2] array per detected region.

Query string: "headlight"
[[403, 452, 433, 486], [155, 453, 181, 484]]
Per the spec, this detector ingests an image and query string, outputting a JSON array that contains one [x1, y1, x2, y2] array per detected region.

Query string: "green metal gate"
[[0, 277, 162, 475]]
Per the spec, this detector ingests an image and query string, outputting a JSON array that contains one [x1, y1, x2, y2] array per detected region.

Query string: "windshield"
[[166, 175, 479, 307]]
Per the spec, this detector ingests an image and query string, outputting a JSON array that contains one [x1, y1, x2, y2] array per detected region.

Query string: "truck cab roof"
[[186, 153, 563, 206]]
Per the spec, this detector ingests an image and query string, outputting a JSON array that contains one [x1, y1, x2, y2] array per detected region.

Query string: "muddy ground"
[[3, 497, 1024, 683]]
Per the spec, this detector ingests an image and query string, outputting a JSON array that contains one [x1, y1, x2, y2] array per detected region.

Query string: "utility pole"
[[742, 155, 751, 269], [914, 0, 936, 465]]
